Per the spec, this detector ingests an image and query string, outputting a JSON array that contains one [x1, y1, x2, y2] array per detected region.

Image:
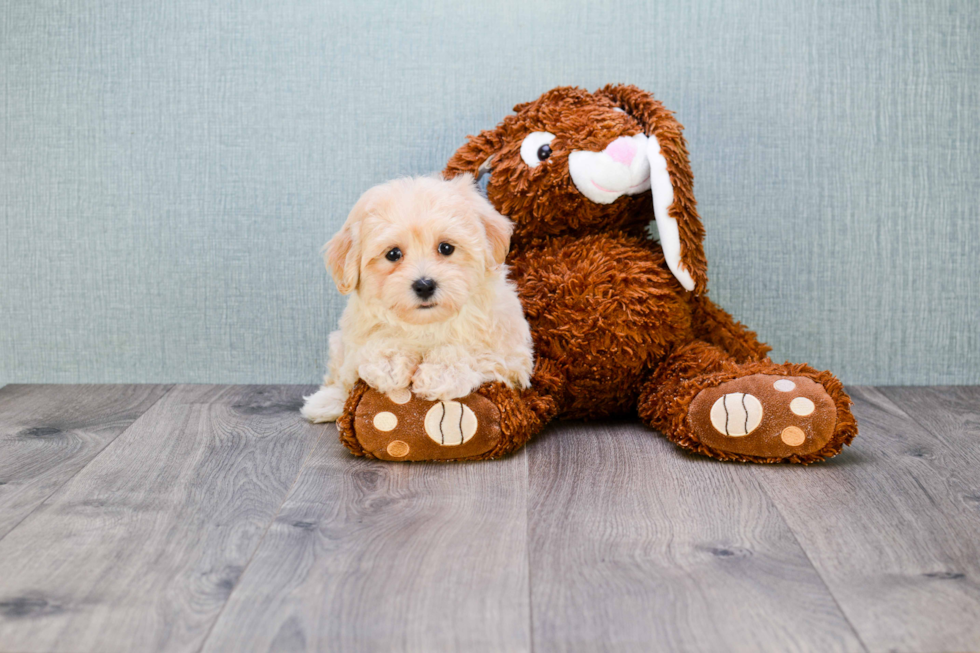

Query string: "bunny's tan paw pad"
[[689, 374, 837, 461], [351, 388, 501, 461]]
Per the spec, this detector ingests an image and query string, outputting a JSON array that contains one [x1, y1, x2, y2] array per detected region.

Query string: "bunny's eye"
[[520, 132, 556, 168]]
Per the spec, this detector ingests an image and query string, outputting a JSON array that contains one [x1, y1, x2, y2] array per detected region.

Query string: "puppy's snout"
[[412, 277, 437, 300]]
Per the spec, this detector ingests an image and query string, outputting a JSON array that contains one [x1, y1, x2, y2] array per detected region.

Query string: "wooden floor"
[[0, 385, 978, 652]]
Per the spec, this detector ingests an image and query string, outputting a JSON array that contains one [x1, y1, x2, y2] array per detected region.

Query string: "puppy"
[[301, 174, 533, 423]]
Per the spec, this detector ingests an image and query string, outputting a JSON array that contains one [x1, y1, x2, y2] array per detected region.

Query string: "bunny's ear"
[[443, 126, 507, 182], [596, 84, 708, 294]]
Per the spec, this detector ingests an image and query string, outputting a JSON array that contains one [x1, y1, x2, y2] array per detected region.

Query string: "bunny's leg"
[[336, 360, 562, 462], [690, 294, 772, 363], [638, 341, 857, 463]]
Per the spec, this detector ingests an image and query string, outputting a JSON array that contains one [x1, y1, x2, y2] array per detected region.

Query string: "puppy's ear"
[[480, 201, 513, 269], [596, 84, 708, 294], [452, 173, 513, 268], [323, 189, 372, 295]]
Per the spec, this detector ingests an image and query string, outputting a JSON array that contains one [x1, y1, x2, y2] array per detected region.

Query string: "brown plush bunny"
[[337, 84, 857, 464]]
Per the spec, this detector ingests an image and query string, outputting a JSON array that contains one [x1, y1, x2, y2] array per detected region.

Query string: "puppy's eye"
[[520, 132, 556, 168], [385, 247, 402, 262], [438, 242, 455, 256]]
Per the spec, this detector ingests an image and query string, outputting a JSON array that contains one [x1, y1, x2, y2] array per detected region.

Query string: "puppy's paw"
[[412, 363, 483, 402], [358, 353, 417, 394], [301, 385, 347, 423]]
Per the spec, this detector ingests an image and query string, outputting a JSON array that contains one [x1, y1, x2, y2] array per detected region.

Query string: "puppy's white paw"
[[301, 385, 348, 423], [359, 353, 416, 394], [412, 363, 483, 402]]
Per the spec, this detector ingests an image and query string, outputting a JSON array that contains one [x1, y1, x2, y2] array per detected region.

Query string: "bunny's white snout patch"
[[567, 134, 651, 204], [567, 131, 695, 292]]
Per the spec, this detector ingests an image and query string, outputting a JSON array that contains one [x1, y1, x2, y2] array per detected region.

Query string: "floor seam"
[[195, 422, 327, 653], [524, 447, 535, 653], [0, 384, 177, 548], [875, 386, 976, 452], [751, 458, 871, 652]]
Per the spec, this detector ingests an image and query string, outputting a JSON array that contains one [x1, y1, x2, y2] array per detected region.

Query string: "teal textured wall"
[[2, 0, 978, 385]]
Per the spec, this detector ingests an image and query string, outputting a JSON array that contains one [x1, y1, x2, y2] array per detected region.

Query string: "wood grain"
[[0, 384, 320, 653], [201, 427, 531, 653], [751, 386, 980, 652], [879, 385, 980, 451], [526, 420, 863, 653], [0, 384, 172, 540], [2, 385, 977, 652]]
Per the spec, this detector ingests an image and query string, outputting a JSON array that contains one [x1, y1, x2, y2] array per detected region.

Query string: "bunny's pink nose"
[[604, 137, 637, 165]]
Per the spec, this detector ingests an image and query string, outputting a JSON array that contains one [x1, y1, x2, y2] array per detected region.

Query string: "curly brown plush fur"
[[336, 380, 370, 457], [435, 84, 857, 463], [335, 84, 856, 464]]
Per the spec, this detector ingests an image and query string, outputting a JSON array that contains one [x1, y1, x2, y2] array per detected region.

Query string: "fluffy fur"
[[302, 175, 533, 423], [335, 84, 857, 464]]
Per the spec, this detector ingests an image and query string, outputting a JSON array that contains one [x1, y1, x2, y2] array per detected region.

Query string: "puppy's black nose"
[[412, 277, 437, 300]]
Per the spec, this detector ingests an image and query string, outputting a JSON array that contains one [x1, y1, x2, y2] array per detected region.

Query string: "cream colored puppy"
[[301, 175, 533, 423]]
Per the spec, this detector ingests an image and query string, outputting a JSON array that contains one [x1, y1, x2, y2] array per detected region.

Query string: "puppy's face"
[[359, 191, 486, 326], [325, 175, 512, 326]]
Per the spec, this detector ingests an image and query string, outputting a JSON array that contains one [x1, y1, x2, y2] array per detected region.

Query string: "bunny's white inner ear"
[[648, 133, 696, 292], [476, 155, 494, 182]]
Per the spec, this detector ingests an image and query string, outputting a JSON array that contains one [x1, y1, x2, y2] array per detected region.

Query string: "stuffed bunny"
[[336, 84, 857, 464]]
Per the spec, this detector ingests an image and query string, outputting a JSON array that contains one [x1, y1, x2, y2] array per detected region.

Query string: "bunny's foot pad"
[[689, 374, 837, 461], [342, 386, 502, 461]]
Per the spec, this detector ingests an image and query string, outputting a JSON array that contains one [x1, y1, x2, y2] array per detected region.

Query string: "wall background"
[[2, 0, 978, 386]]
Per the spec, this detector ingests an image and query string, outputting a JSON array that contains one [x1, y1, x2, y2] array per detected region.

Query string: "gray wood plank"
[[751, 386, 980, 653], [527, 420, 863, 653], [0, 384, 320, 653], [201, 428, 531, 653], [878, 385, 980, 453], [0, 384, 172, 540]]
